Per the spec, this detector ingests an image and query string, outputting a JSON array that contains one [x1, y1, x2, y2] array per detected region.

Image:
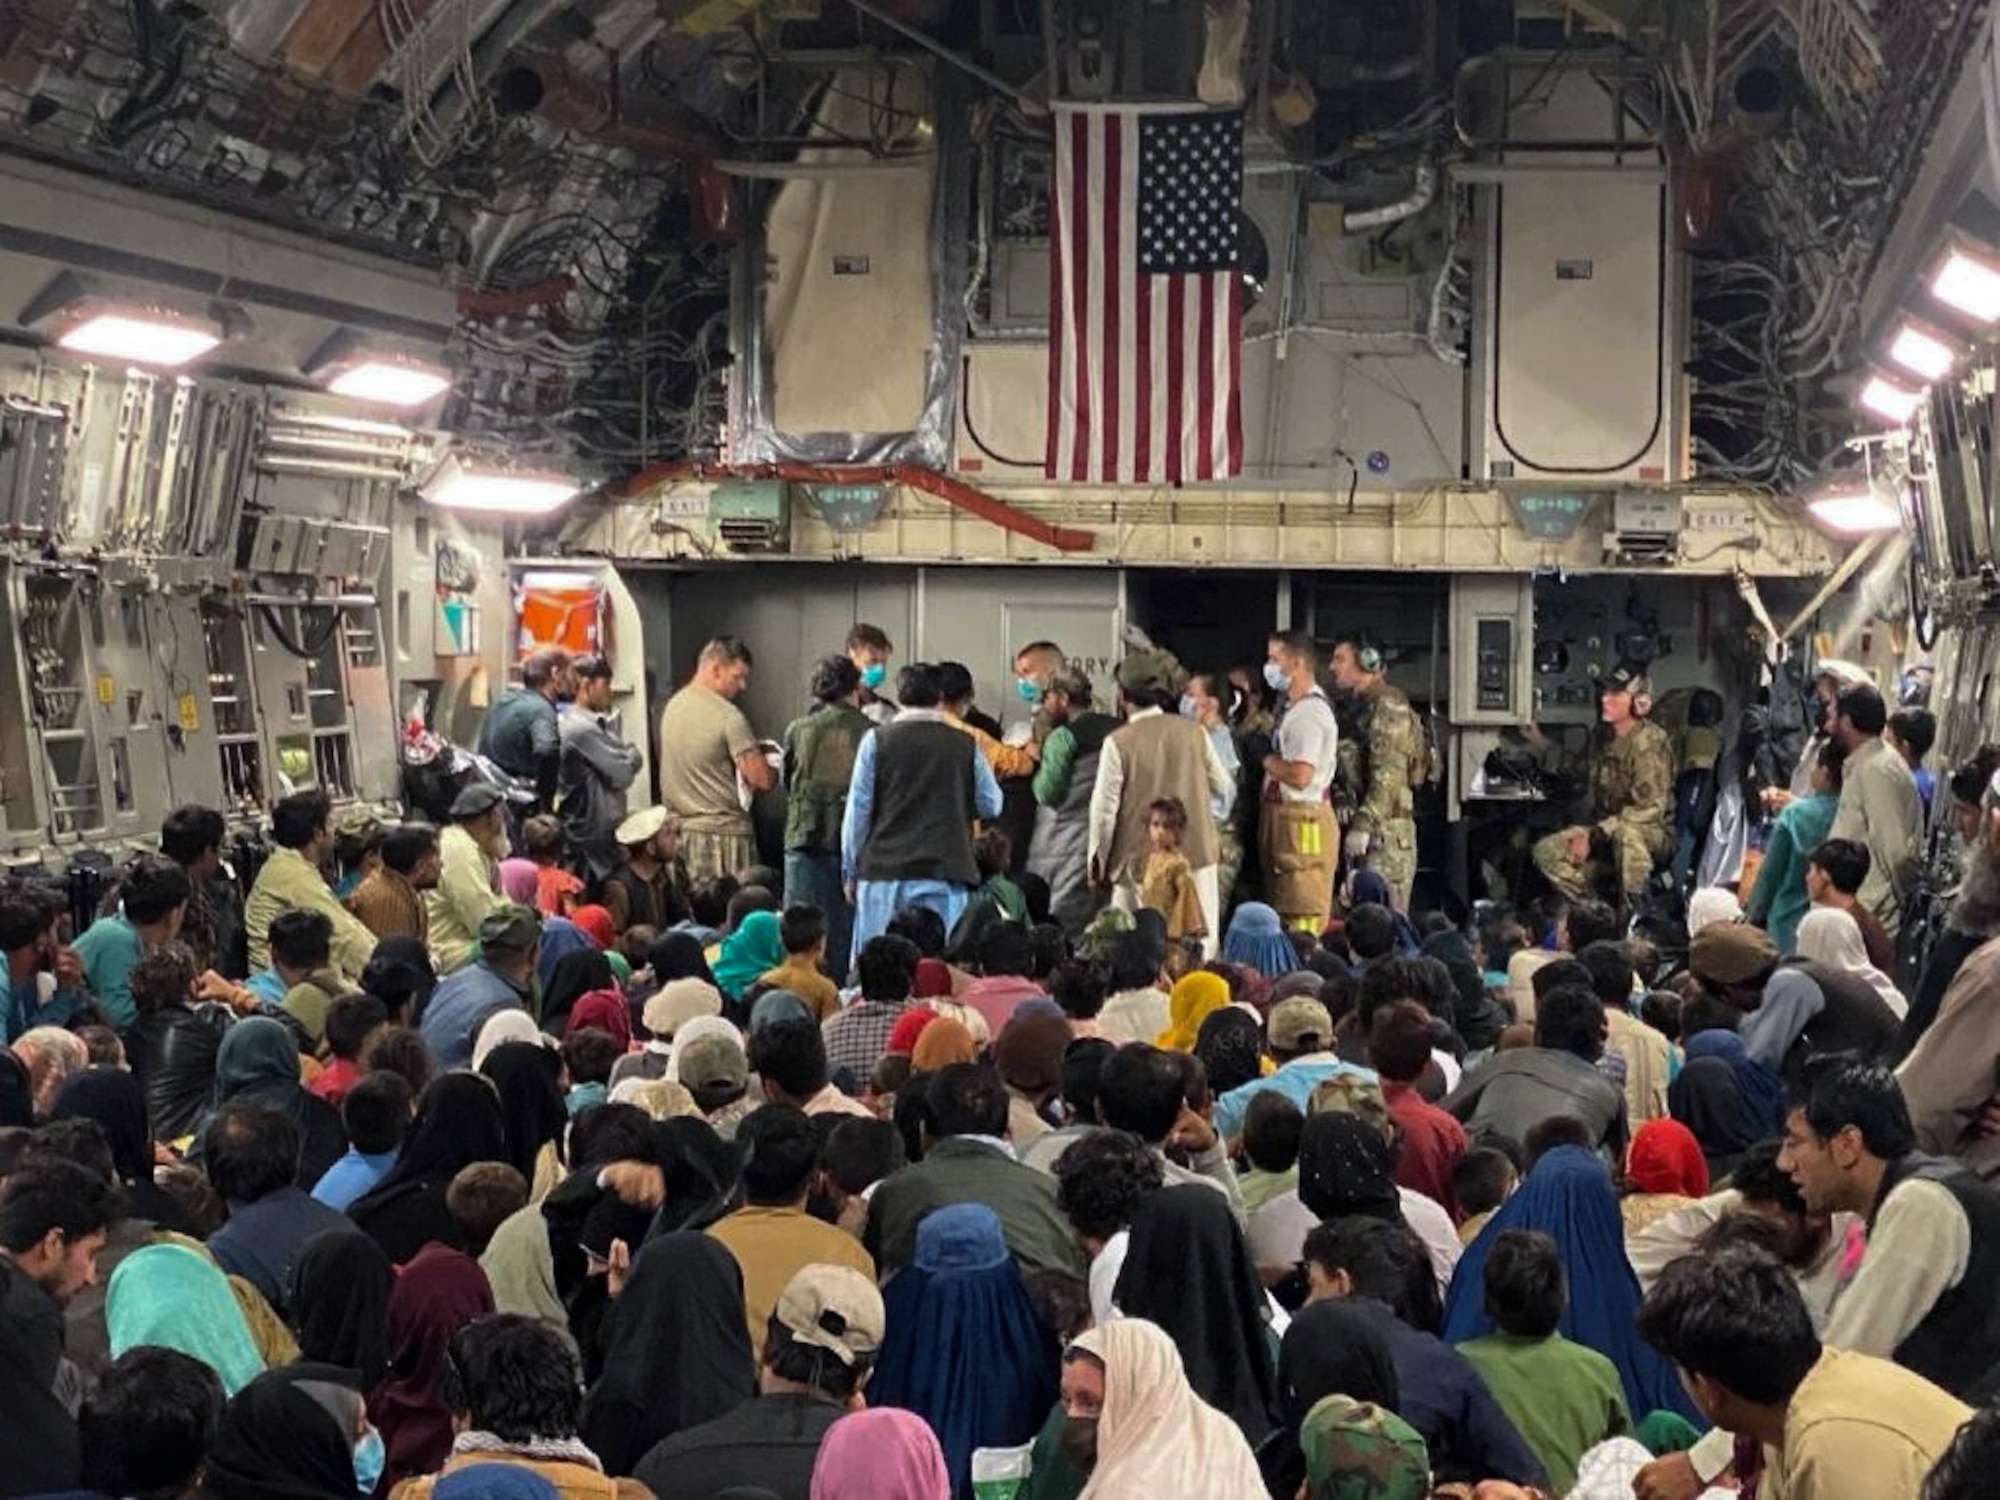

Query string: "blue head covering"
[[536, 917, 593, 993], [433, 1468, 561, 1499], [1349, 871, 1423, 953], [868, 1203, 1059, 1498], [1223, 901, 1299, 979], [1678, 1029, 1785, 1146], [1443, 1147, 1698, 1422]]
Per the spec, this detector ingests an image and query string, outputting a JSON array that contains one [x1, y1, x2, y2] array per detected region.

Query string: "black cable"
[[256, 602, 343, 662]]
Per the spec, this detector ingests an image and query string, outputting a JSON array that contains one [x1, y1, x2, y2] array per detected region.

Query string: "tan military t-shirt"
[[659, 683, 758, 832]]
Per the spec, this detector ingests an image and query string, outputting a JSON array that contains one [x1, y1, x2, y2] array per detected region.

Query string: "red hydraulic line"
[[620, 461, 1095, 553]]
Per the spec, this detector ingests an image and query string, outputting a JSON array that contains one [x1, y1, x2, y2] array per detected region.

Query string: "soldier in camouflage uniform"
[[1529, 665, 1676, 903], [1298, 1394, 1432, 1500], [1331, 638, 1427, 910]]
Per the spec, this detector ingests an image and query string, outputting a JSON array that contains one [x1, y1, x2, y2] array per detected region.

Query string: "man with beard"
[[0, 1160, 119, 1496], [427, 783, 512, 974], [1898, 765, 2000, 1178], [476, 645, 573, 815], [345, 823, 441, 945], [1, 882, 85, 1041]]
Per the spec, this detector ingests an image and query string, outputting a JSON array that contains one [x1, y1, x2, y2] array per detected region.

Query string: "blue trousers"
[[784, 849, 855, 980]]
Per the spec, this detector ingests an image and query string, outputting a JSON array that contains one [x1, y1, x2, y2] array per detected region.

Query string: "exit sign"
[[1506, 491, 1601, 541]]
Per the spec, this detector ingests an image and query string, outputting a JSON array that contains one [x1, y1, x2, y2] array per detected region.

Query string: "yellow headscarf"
[[1157, 971, 1231, 1051]]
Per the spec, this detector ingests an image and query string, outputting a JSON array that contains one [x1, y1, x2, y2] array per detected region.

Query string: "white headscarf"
[[471, 1008, 546, 1070], [1795, 907, 1907, 1018], [1687, 887, 1745, 937], [1071, 1319, 1266, 1500]]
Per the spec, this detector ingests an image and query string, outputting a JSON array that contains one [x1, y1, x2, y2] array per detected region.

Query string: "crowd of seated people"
[[3, 657, 2000, 1500]]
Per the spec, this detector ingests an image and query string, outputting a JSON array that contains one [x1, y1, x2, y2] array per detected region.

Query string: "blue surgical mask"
[[354, 1427, 385, 1494], [1178, 694, 1199, 719], [1263, 660, 1289, 692], [860, 662, 888, 691], [1016, 677, 1041, 704]]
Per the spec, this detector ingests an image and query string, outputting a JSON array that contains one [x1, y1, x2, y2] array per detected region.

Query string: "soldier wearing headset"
[[1329, 635, 1429, 911], [1524, 664, 1677, 903]]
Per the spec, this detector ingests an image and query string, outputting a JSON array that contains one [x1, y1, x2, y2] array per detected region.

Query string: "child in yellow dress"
[[1138, 796, 1207, 942]]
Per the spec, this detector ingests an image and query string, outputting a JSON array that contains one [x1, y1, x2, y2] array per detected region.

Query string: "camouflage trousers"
[[1357, 819, 1417, 910], [1532, 822, 1662, 902]]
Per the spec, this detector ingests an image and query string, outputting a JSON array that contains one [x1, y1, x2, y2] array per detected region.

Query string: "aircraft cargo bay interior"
[[3, 4, 2000, 1500]]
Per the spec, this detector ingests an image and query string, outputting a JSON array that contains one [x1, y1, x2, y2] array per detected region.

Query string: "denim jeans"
[[784, 848, 854, 980]]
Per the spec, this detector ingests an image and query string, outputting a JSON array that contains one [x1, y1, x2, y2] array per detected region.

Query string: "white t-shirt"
[[1274, 690, 1339, 803]]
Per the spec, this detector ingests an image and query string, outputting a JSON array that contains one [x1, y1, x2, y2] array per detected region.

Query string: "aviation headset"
[[1350, 636, 1384, 675]]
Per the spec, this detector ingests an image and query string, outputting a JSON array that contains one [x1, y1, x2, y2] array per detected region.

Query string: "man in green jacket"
[[782, 655, 874, 981], [244, 788, 378, 985], [864, 1062, 1086, 1278]]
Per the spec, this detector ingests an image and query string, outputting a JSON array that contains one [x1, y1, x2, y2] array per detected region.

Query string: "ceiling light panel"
[[57, 311, 220, 367]]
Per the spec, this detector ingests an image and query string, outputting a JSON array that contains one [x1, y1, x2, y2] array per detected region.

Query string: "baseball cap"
[[478, 904, 542, 955], [1308, 1071, 1390, 1138], [449, 783, 506, 818], [677, 1032, 749, 1095], [773, 1264, 884, 1366], [616, 806, 668, 847], [1270, 996, 1334, 1052]]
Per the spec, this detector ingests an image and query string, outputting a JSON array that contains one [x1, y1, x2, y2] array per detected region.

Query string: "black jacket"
[[0, 1259, 78, 1495], [124, 1002, 233, 1145]]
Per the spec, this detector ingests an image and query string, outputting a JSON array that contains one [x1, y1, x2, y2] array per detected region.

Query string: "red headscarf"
[[571, 904, 617, 950], [888, 1007, 941, 1057], [567, 988, 633, 1052], [1626, 1119, 1711, 1198], [913, 959, 954, 1000]]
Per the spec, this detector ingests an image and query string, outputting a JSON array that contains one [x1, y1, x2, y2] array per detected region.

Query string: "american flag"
[[1046, 105, 1245, 485]]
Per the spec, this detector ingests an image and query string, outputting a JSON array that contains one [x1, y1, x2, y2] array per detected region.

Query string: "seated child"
[[562, 1027, 622, 1117], [1456, 1229, 1629, 1494], [1453, 1145, 1519, 1245], [523, 814, 584, 917]]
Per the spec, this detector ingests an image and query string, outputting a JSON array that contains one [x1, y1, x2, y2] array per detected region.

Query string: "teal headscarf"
[[213, 1016, 302, 1104], [107, 1243, 265, 1395], [713, 910, 784, 1001]]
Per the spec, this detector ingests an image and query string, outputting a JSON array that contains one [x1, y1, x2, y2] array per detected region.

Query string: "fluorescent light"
[[1858, 373, 1924, 424], [517, 570, 600, 590], [1886, 322, 1958, 381], [422, 458, 579, 517], [1930, 247, 2000, 324], [57, 311, 220, 367], [326, 358, 451, 408], [1807, 490, 1902, 535]]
